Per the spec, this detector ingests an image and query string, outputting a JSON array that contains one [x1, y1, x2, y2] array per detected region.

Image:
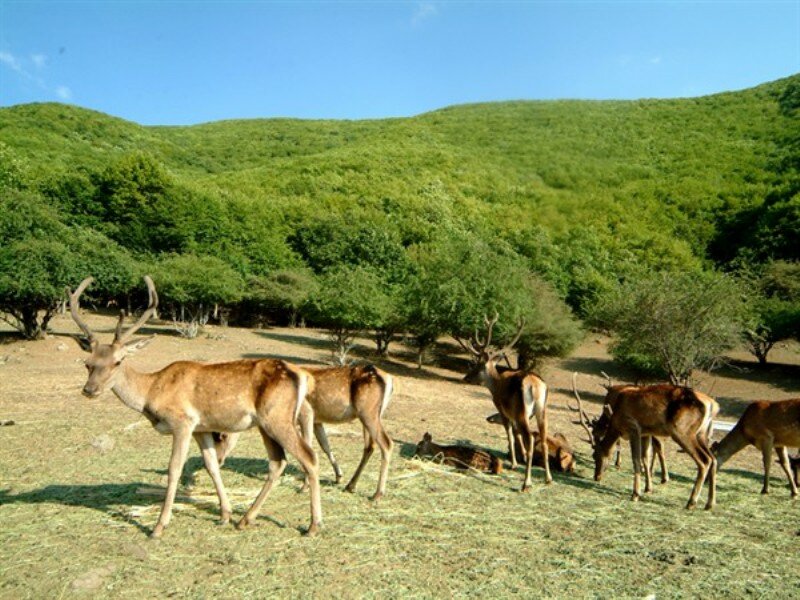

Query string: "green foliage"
[[305, 265, 391, 363], [0, 189, 139, 338], [742, 260, 800, 364], [245, 268, 318, 326], [0, 141, 29, 190], [592, 270, 749, 383]]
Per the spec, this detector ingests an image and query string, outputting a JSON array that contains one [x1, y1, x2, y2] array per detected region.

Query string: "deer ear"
[[603, 404, 613, 418], [424, 432, 432, 441], [70, 334, 95, 353], [125, 335, 155, 353]]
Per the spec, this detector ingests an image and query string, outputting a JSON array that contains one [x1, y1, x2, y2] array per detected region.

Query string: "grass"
[[0, 317, 798, 598]]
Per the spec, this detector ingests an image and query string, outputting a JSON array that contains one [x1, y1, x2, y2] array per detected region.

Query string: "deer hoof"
[[631, 494, 641, 502], [149, 525, 164, 540], [520, 484, 532, 493], [304, 522, 321, 537], [704, 502, 715, 511], [235, 517, 250, 531], [685, 501, 697, 510], [218, 512, 231, 526], [761, 488, 769, 495], [370, 492, 384, 503]]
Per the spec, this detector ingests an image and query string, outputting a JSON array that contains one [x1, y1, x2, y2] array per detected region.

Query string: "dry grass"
[[0, 315, 798, 598]]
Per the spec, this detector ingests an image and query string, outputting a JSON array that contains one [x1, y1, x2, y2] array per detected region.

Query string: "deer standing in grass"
[[712, 398, 800, 498], [571, 375, 669, 485], [460, 314, 551, 490], [68, 276, 322, 538], [218, 364, 394, 501], [573, 377, 719, 508]]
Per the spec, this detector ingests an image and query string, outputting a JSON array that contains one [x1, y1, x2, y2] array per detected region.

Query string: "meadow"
[[1, 314, 798, 598]]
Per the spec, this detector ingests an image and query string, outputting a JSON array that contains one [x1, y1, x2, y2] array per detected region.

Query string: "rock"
[[90, 434, 115, 454], [70, 565, 115, 591]]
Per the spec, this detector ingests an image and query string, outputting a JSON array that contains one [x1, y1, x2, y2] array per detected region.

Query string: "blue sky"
[[1, 1, 798, 125]]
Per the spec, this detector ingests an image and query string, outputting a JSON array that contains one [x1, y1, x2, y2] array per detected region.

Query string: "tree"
[[592, 270, 748, 384], [743, 260, 800, 365], [0, 189, 138, 339], [153, 254, 244, 338], [305, 265, 391, 365], [245, 268, 318, 327]]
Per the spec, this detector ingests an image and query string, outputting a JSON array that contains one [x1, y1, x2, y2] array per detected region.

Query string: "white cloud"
[[412, 2, 437, 26], [56, 85, 72, 100], [31, 53, 47, 69], [0, 51, 23, 74]]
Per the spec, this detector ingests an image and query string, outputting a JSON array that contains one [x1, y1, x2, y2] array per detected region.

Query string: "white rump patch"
[[294, 372, 307, 422], [380, 374, 393, 418]]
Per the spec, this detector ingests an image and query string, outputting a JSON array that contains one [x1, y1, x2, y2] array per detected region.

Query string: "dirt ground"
[[0, 313, 798, 598]]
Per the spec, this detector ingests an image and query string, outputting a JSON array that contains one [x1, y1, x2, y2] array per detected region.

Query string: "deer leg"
[[614, 441, 622, 469], [195, 432, 232, 525], [345, 425, 375, 494], [359, 413, 394, 502], [151, 427, 193, 539], [629, 430, 643, 502], [698, 436, 717, 510], [214, 431, 240, 467], [533, 401, 552, 484], [237, 430, 287, 531], [314, 423, 343, 484], [775, 446, 797, 497], [521, 423, 535, 492], [654, 438, 669, 483], [297, 407, 314, 493], [504, 421, 518, 468], [272, 421, 322, 535], [642, 436, 653, 493], [760, 437, 774, 495], [670, 434, 711, 509]]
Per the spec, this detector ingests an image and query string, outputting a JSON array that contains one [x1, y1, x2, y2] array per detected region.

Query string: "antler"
[[455, 312, 499, 358], [490, 316, 526, 361], [600, 371, 613, 390], [570, 372, 596, 447], [113, 275, 158, 344], [68, 276, 97, 346]]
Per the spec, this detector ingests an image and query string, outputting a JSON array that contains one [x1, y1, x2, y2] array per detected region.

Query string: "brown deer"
[[414, 432, 503, 474], [460, 314, 551, 490], [485, 413, 575, 473], [573, 376, 718, 509], [711, 398, 800, 497], [68, 276, 322, 538], [217, 364, 394, 501], [571, 375, 669, 485]]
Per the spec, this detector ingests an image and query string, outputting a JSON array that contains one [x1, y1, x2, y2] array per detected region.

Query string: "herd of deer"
[[67, 276, 800, 539]]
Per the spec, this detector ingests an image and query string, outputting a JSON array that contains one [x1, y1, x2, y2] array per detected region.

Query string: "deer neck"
[[713, 426, 749, 468], [111, 363, 155, 415], [482, 361, 502, 393]]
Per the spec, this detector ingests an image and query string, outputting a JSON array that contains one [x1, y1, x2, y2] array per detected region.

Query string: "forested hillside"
[[1, 74, 797, 373]]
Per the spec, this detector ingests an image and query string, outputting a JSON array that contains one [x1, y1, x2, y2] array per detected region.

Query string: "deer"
[[414, 432, 503, 474], [459, 314, 551, 491], [572, 375, 719, 509], [711, 398, 800, 498], [485, 413, 575, 473], [216, 364, 394, 501], [570, 375, 669, 485], [68, 276, 322, 538]]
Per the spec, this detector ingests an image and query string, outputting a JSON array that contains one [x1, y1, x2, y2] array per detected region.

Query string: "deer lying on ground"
[[572, 374, 719, 509], [414, 432, 503, 474], [485, 413, 575, 473], [460, 314, 551, 491], [68, 276, 322, 538], [571, 376, 670, 484], [217, 364, 394, 501], [711, 398, 800, 498]]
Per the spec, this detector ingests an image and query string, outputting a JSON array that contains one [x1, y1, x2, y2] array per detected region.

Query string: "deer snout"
[[82, 385, 101, 398]]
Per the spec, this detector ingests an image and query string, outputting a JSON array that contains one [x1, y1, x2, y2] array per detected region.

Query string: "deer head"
[[460, 313, 525, 384], [414, 432, 436, 457], [68, 276, 158, 398]]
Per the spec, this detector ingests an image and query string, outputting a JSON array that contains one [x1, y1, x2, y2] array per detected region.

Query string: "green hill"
[[1, 74, 797, 307]]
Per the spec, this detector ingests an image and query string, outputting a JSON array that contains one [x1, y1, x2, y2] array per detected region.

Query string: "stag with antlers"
[[570, 375, 669, 485], [68, 276, 322, 538], [572, 374, 719, 508], [459, 314, 552, 490], [712, 398, 800, 498]]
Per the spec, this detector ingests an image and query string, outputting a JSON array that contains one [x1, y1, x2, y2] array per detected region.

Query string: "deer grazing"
[[711, 398, 800, 498], [572, 374, 719, 508], [460, 314, 551, 490], [217, 364, 394, 501], [571, 376, 669, 484], [68, 276, 322, 538], [414, 432, 503, 474], [485, 413, 575, 473]]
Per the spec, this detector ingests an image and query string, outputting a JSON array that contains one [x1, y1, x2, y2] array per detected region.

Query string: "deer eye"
[[114, 361, 122, 367]]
